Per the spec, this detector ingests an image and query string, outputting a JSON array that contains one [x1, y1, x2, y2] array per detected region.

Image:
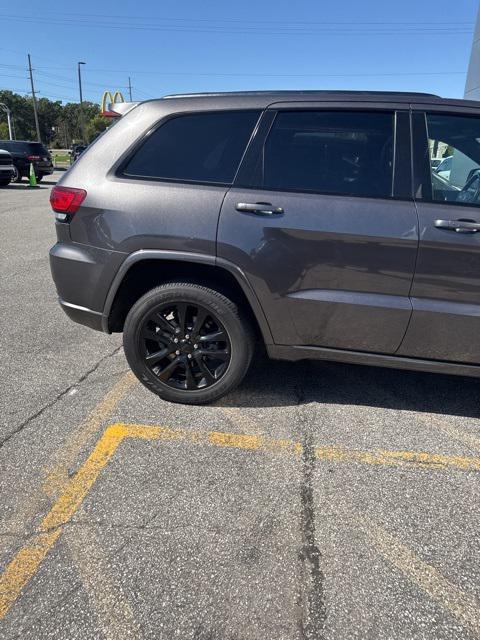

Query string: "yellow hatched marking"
[[356, 514, 480, 637], [1, 421, 480, 620], [0, 529, 62, 619], [315, 445, 480, 471]]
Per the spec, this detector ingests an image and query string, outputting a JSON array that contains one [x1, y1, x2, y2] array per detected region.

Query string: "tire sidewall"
[[11, 165, 22, 182]]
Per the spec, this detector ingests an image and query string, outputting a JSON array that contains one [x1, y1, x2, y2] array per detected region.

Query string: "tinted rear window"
[[258, 110, 394, 198], [26, 143, 49, 155], [123, 111, 260, 184]]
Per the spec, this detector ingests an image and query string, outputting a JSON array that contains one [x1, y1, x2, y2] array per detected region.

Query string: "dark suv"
[[49, 91, 480, 404], [0, 140, 53, 182]]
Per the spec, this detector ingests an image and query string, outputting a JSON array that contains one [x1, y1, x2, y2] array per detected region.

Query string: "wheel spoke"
[[194, 354, 216, 383], [176, 303, 188, 335], [199, 330, 226, 343], [191, 308, 208, 337], [155, 313, 176, 334], [199, 349, 229, 361], [157, 356, 182, 382], [142, 327, 170, 344], [184, 361, 197, 390], [145, 345, 174, 364]]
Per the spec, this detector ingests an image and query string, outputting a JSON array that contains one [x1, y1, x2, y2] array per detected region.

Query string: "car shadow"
[[219, 355, 480, 419], [6, 184, 48, 190]]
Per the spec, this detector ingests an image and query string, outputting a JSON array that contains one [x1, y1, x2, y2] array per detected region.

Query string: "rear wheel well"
[[108, 259, 265, 343]]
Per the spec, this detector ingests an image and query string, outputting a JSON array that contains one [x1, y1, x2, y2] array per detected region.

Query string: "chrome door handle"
[[434, 219, 480, 233], [236, 202, 284, 216]]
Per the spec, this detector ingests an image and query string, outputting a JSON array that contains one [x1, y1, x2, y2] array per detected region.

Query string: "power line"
[[0, 14, 473, 36], [27, 67, 470, 78], [0, 10, 475, 26]]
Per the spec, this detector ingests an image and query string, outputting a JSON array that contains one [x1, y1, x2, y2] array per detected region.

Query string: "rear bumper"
[[16, 161, 54, 176], [50, 241, 127, 332], [59, 299, 104, 331], [36, 162, 54, 175]]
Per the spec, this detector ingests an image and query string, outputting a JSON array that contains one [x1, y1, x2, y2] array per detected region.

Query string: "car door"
[[218, 104, 418, 353], [398, 108, 480, 364]]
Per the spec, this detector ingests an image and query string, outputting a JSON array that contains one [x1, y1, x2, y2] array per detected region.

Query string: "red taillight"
[[27, 155, 40, 161], [50, 186, 87, 218]]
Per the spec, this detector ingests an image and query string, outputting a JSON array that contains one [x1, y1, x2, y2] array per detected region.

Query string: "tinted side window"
[[258, 111, 394, 198], [123, 111, 260, 184], [426, 113, 480, 206]]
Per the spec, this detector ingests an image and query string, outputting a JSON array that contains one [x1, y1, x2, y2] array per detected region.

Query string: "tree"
[[37, 98, 63, 144], [0, 90, 104, 147], [0, 91, 37, 140], [85, 114, 109, 143]]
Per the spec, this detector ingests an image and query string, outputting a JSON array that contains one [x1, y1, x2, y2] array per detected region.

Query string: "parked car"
[[49, 90, 480, 404], [70, 144, 87, 163], [0, 148, 14, 186], [0, 140, 53, 182], [434, 154, 452, 180]]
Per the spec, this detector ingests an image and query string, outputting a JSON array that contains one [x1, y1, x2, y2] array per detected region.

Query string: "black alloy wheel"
[[140, 301, 231, 391], [123, 283, 255, 404]]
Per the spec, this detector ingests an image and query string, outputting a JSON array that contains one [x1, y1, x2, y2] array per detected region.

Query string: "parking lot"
[[0, 172, 479, 639]]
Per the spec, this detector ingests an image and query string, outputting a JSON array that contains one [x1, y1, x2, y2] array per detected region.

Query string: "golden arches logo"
[[100, 90, 125, 113]]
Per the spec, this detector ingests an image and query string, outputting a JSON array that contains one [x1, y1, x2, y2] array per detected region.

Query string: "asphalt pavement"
[[1, 173, 479, 639]]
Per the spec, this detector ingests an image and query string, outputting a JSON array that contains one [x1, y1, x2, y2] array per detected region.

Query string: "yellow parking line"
[[0, 530, 61, 619], [315, 444, 480, 471], [2, 421, 480, 620], [43, 372, 137, 496], [355, 514, 480, 637], [41, 424, 126, 531], [0, 425, 125, 618]]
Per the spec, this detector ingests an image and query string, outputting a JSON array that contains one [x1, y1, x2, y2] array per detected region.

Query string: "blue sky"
[[0, 0, 479, 104]]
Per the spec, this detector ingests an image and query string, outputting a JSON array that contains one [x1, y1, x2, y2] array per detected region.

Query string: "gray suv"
[[49, 91, 480, 404]]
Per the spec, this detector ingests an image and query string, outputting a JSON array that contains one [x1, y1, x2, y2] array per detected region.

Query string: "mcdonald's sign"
[[100, 90, 125, 117]]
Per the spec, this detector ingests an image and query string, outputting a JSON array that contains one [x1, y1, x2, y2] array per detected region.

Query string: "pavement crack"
[[299, 434, 327, 639], [0, 345, 123, 449], [293, 371, 327, 640]]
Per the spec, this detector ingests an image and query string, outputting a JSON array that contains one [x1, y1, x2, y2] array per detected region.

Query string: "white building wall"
[[465, 7, 480, 99]]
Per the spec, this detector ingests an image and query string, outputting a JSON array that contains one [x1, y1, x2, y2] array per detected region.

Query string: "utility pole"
[[0, 103, 13, 139], [27, 54, 41, 142], [77, 61, 86, 143], [128, 76, 133, 101]]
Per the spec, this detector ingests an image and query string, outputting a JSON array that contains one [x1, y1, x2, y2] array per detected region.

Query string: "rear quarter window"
[[122, 110, 260, 184], [27, 143, 49, 155]]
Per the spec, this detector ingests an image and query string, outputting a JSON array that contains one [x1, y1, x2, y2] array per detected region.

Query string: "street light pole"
[[0, 103, 13, 139], [77, 61, 86, 143]]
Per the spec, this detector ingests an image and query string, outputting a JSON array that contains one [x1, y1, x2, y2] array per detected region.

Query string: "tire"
[[123, 283, 255, 404], [36, 175, 43, 182], [11, 165, 22, 183], [0, 177, 10, 187]]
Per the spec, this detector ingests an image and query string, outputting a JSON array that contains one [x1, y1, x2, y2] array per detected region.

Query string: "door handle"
[[434, 219, 480, 233], [236, 202, 284, 216]]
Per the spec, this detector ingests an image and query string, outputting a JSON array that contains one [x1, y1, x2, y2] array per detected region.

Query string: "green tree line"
[[0, 90, 109, 147]]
